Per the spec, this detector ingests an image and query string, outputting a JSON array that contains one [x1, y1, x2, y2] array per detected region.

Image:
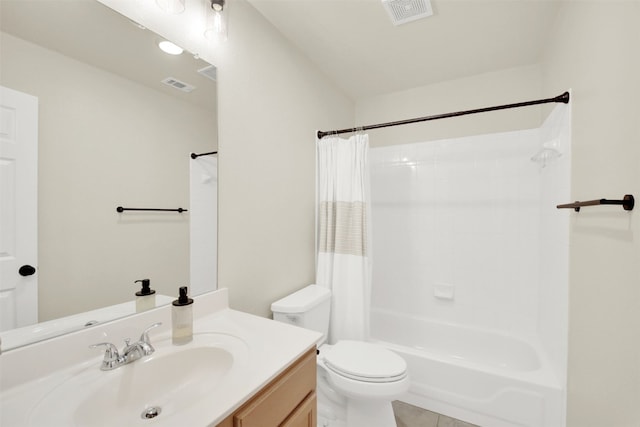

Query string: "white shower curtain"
[[316, 133, 371, 344]]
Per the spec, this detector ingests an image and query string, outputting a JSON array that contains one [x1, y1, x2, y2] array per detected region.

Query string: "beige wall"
[[0, 32, 216, 320], [541, 3, 640, 426], [215, 0, 354, 316]]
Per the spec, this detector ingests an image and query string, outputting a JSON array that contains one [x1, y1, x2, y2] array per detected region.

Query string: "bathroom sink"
[[27, 333, 249, 427]]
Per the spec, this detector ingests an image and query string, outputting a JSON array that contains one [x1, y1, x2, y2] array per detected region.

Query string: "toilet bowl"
[[271, 285, 409, 427], [320, 340, 409, 399], [318, 341, 409, 427]]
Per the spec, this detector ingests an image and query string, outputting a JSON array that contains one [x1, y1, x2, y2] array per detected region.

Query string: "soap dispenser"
[[172, 286, 194, 345], [134, 279, 156, 313]]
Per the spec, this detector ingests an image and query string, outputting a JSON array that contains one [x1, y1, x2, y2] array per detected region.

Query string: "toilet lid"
[[323, 340, 407, 383]]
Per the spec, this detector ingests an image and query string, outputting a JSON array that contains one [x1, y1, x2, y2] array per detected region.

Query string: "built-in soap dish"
[[434, 283, 455, 300]]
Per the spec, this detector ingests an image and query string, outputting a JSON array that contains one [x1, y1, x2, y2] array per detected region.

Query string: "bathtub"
[[369, 309, 565, 427]]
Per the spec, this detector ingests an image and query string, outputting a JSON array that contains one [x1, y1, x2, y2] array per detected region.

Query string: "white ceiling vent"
[[161, 77, 195, 93], [382, 0, 433, 26], [197, 65, 217, 82]]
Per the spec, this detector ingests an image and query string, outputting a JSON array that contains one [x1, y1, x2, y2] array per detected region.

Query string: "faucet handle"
[[139, 322, 162, 343], [89, 342, 122, 370], [89, 342, 119, 356], [138, 322, 162, 355]]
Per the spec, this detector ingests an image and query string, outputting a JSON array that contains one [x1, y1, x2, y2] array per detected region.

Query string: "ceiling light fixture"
[[158, 40, 184, 55], [155, 0, 186, 14], [204, 0, 228, 42]]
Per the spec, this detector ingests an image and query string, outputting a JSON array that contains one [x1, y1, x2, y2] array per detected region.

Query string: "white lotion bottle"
[[134, 279, 156, 313], [172, 286, 194, 345]]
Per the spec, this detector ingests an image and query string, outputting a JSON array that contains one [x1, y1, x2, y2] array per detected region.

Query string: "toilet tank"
[[271, 285, 331, 343]]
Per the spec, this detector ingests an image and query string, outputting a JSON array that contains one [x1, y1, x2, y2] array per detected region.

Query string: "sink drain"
[[141, 407, 162, 420]]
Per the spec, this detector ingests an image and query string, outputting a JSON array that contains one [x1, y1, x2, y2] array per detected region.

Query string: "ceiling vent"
[[197, 65, 217, 82], [161, 77, 195, 93], [382, 0, 433, 26]]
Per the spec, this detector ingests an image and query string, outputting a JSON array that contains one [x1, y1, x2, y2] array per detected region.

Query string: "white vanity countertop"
[[0, 288, 321, 426]]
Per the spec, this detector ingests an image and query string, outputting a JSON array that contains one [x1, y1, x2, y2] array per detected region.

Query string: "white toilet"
[[271, 284, 409, 427]]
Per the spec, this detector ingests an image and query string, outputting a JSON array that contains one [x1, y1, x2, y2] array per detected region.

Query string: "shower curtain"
[[316, 133, 371, 343]]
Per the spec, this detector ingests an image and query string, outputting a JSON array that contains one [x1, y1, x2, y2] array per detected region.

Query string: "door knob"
[[18, 265, 36, 277]]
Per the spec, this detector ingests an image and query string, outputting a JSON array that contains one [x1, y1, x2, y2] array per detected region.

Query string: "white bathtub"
[[370, 309, 565, 427]]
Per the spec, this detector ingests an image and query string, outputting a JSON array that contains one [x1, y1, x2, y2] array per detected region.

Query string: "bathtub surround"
[[316, 134, 372, 343], [369, 103, 571, 426]]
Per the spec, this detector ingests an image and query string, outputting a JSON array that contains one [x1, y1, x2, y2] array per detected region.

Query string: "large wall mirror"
[[0, 0, 218, 350]]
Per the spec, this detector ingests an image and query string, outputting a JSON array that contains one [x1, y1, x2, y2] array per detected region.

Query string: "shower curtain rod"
[[316, 91, 570, 140]]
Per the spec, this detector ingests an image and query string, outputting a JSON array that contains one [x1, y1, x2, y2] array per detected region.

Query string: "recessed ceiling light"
[[158, 40, 183, 55]]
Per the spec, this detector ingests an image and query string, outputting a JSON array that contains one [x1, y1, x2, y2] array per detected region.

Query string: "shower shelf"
[[556, 194, 634, 212]]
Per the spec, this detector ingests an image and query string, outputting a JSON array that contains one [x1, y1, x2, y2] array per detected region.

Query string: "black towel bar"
[[556, 195, 634, 212], [116, 206, 188, 213], [190, 151, 217, 159]]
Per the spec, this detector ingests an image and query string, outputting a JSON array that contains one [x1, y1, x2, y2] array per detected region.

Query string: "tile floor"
[[393, 401, 480, 427]]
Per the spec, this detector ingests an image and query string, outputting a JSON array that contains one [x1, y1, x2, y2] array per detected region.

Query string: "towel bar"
[[556, 195, 634, 212], [116, 207, 188, 213]]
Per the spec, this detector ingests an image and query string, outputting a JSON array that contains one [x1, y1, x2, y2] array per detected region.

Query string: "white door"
[[0, 86, 38, 331]]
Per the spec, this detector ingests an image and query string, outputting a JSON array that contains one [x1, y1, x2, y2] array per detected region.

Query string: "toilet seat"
[[322, 340, 407, 383]]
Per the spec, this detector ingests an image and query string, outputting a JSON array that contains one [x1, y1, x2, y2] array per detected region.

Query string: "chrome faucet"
[[89, 322, 162, 370]]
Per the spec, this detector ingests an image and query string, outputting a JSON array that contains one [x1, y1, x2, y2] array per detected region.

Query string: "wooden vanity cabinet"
[[216, 347, 317, 427]]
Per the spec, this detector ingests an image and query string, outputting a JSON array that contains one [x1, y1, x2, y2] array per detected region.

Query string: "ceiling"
[[0, 0, 217, 111], [247, 0, 562, 100], [1, 0, 561, 105]]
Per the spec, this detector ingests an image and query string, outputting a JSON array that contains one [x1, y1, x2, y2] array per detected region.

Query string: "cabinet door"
[[233, 348, 316, 427], [281, 392, 316, 427]]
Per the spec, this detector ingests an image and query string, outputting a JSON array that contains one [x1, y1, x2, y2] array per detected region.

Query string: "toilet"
[[271, 284, 409, 427]]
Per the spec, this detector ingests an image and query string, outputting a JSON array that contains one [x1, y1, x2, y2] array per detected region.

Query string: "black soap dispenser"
[[172, 286, 194, 345], [134, 279, 156, 313]]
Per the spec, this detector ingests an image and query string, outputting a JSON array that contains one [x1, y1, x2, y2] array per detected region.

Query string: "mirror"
[[0, 0, 217, 350]]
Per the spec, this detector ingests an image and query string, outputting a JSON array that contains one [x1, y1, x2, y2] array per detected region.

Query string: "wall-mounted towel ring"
[[556, 195, 634, 212]]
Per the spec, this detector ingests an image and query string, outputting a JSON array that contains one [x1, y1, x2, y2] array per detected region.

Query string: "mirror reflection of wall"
[[0, 0, 217, 334]]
